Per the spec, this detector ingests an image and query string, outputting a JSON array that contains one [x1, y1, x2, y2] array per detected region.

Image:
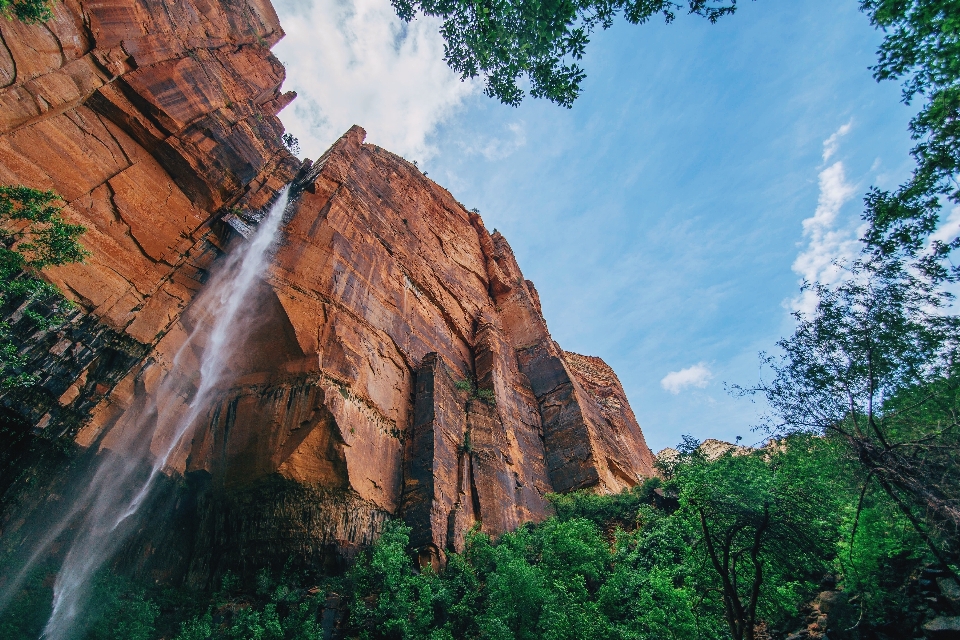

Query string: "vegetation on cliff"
[[0, 186, 86, 389], [0, 0, 52, 23], [1, 0, 959, 638]]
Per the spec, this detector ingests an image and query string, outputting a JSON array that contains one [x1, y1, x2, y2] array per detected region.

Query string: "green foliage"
[[668, 438, 840, 639], [857, 1, 960, 275], [547, 476, 662, 527], [0, 0, 53, 23], [751, 256, 960, 568], [0, 561, 171, 640], [347, 520, 453, 639], [100, 433, 934, 639], [172, 569, 330, 640], [0, 186, 86, 290], [0, 560, 54, 640], [838, 484, 928, 625], [453, 378, 496, 405], [84, 580, 160, 640], [0, 185, 87, 389], [475, 388, 495, 405], [175, 611, 214, 640], [390, 0, 738, 107], [338, 436, 860, 640]]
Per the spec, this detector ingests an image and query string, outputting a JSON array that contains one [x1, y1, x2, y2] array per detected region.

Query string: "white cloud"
[[790, 124, 863, 314], [661, 363, 713, 394], [458, 121, 528, 160], [271, 0, 479, 162], [822, 120, 852, 162], [930, 206, 960, 246]]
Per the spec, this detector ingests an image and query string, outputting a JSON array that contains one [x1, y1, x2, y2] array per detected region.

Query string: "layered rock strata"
[[176, 126, 657, 572], [0, 0, 655, 581], [0, 0, 298, 444]]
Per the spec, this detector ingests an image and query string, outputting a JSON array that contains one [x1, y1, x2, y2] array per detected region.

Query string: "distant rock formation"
[[657, 438, 753, 465], [0, 0, 655, 583]]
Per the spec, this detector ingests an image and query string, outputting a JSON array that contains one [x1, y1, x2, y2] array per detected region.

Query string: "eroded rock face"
[[177, 126, 657, 571], [0, 0, 655, 582], [0, 0, 298, 445]]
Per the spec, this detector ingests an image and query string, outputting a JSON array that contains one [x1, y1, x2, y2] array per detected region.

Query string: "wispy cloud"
[[930, 206, 960, 246], [458, 121, 528, 160], [661, 363, 713, 394], [790, 123, 863, 314], [822, 121, 852, 162], [272, 0, 478, 162]]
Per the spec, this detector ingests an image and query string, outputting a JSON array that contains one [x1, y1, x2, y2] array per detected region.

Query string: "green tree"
[[347, 520, 453, 639], [389, 0, 738, 107], [668, 440, 839, 640], [857, 1, 960, 274], [597, 505, 713, 639], [0, 0, 53, 23], [0, 185, 86, 388], [750, 256, 960, 574]]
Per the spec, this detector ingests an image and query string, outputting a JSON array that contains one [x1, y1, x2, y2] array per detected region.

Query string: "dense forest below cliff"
[[1, 431, 957, 639]]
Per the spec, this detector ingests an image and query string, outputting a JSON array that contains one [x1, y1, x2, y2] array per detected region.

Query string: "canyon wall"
[[0, 0, 655, 582]]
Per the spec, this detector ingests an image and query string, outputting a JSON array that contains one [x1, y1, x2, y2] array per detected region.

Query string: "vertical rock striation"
[[176, 126, 657, 573], [0, 0, 655, 583]]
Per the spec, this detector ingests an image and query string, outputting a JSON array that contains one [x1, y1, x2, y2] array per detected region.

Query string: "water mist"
[[1, 188, 291, 640]]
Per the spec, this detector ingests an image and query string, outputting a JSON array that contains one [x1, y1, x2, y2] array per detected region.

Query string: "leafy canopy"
[[670, 441, 839, 640], [83, 435, 937, 639], [389, 0, 738, 107], [858, 1, 960, 273], [751, 254, 960, 571]]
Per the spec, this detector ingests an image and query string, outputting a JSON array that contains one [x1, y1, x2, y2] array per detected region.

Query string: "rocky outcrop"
[[0, 0, 655, 582], [0, 0, 298, 445], [174, 126, 656, 572]]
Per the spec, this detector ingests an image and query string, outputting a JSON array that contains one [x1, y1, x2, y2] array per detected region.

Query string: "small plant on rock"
[[0, 185, 87, 388], [454, 377, 496, 406], [1, 0, 53, 23]]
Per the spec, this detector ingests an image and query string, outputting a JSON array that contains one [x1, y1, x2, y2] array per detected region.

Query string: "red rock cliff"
[[0, 0, 655, 579], [0, 0, 298, 438]]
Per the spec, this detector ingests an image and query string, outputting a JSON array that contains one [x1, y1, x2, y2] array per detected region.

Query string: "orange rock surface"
[[0, 0, 655, 577], [0, 0, 297, 438], [180, 127, 657, 570]]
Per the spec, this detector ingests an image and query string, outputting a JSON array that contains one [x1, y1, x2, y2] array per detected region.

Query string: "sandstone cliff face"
[[0, 0, 298, 445], [176, 126, 657, 572], [0, 0, 655, 582]]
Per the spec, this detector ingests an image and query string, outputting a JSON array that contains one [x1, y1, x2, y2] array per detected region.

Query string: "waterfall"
[[2, 187, 290, 640]]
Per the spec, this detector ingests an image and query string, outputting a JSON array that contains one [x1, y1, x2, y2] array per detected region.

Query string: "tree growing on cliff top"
[[0, 185, 86, 388]]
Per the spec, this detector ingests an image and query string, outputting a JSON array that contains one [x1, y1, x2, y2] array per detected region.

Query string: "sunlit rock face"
[[0, 0, 655, 583], [0, 0, 298, 444], [180, 126, 658, 571]]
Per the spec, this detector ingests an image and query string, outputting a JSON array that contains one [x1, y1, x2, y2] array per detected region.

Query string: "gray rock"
[[923, 616, 960, 639], [818, 590, 848, 613], [939, 578, 960, 602]]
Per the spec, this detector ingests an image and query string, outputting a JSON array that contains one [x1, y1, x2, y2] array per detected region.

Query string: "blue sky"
[[272, 0, 919, 452]]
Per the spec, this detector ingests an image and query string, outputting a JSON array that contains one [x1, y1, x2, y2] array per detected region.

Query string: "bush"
[[0, 0, 52, 23]]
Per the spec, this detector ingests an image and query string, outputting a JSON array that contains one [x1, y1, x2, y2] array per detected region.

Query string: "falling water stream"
[[2, 187, 290, 640]]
